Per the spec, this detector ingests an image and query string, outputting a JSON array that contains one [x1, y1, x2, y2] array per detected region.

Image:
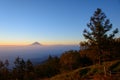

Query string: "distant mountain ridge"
[[31, 42, 42, 46]]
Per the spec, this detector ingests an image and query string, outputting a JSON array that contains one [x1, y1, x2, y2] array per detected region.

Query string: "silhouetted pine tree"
[[14, 57, 26, 80], [83, 8, 118, 64]]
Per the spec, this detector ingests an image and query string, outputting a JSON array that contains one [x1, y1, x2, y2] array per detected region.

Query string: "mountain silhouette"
[[31, 42, 42, 46]]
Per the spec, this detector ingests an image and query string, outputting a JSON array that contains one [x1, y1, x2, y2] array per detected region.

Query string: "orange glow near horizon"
[[42, 41, 79, 45], [0, 42, 29, 46], [0, 40, 79, 46]]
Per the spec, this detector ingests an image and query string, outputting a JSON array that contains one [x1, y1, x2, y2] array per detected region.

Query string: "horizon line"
[[0, 43, 79, 46], [0, 41, 79, 46]]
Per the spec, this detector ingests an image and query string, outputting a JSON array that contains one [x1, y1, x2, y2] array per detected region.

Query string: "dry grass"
[[49, 60, 120, 80]]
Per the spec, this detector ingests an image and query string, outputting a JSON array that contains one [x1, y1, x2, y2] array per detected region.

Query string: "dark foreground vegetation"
[[0, 8, 120, 80]]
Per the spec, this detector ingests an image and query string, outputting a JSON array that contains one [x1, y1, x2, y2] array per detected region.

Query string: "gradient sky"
[[0, 0, 120, 45]]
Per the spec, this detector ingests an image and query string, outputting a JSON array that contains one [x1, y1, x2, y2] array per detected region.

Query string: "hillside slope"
[[50, 60, 120, 80]]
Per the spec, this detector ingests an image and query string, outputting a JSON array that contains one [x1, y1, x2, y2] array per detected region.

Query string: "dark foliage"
[[12, 57, 35, 80], [81, 8, 119, 64], [60, 50, 81, 71], [80, 54, 93, 67], [35, 55, 60, 78], [60, 50, 93, 72], [109, 61, 120, 72]]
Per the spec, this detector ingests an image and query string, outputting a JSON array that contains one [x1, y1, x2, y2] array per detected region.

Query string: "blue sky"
[[0, 0, 120, 45]]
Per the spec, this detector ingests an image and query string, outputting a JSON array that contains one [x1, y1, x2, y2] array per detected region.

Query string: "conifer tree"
[[83, 8, 118, 64]]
